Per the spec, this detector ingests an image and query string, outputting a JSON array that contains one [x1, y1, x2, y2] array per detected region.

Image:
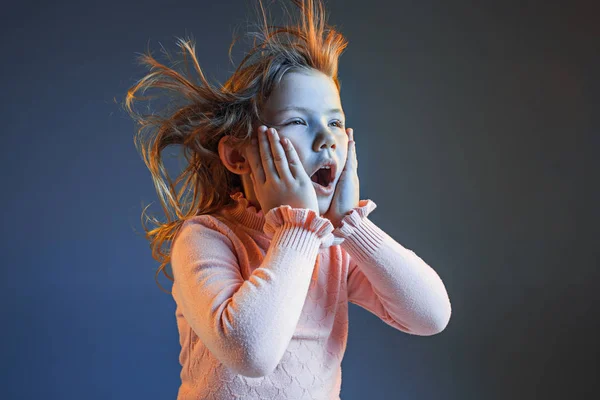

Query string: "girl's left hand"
[[323, 128, 360, 228]]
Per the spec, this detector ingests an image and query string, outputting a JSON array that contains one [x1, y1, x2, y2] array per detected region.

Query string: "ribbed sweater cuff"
[[332, 199, 384, 263], [263, 205, 338, 256], [339, 216, 386, 264], [267, 223, 322, 260]]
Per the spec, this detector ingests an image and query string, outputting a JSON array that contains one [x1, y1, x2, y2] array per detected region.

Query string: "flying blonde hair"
[[123, 0, 348, 293]]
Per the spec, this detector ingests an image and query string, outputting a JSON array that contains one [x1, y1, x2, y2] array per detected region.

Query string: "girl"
[[124, 1, 451, 398]]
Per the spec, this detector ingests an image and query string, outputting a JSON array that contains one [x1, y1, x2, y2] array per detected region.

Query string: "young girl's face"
[[259, 69, 348, 214]]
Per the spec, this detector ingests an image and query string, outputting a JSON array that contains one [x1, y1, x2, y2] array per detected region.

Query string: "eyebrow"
[[276, 106, 345, 118]]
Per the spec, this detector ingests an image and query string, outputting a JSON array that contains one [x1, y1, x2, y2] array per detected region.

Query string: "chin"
[[318, 196, 332, 217]]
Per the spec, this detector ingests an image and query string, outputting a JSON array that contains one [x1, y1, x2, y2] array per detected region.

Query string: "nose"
[[313, 126, 336, 152]]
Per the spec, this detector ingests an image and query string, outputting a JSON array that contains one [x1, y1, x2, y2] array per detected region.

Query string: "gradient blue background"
[[1, 0, 598, 399]]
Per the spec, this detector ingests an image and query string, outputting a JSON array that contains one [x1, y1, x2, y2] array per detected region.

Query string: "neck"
[[240, 174, 261, 211]]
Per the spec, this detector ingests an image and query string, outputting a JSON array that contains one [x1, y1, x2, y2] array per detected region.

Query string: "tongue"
[[311, 169, 328, 187]]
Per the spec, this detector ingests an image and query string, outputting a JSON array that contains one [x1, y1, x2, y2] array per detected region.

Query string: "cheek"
[[339, 138, 349, 157], [337, 134, 348, 147], [284, 138, 308, 166]]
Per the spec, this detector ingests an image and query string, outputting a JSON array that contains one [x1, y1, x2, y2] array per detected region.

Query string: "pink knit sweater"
[[170, 191, 451, 399]]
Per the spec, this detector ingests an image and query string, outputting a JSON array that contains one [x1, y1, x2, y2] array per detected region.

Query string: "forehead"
[[263, 70, 342, 112]]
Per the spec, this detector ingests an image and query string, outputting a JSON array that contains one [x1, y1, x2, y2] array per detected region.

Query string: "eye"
[[287, 119, 306, 126], [331, 120, 344, 128]]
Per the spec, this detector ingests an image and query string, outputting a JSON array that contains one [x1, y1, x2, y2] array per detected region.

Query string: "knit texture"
[[170, 191, 451, 399]]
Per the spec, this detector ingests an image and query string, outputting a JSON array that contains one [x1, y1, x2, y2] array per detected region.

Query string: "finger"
[[259, 127, 278, 181], [246, 126, 266, 183], [268, 128, 293, 182], [347, 128, 357, 169], [281, 137, 304, 179], [339, 129, 351, 173]]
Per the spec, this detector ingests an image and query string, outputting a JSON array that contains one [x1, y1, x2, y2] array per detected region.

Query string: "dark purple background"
[[1, 0, 598, 398]]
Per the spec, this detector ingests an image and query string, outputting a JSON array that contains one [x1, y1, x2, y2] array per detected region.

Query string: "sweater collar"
[[220, 191, 266, 232]]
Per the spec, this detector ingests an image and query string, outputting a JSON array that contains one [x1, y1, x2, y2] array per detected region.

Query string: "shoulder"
[[179, 213, 231, 232], [173, 214, 238, 253]]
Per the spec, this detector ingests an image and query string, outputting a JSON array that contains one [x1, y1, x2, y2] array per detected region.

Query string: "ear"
[[218, 135, 251, 175]]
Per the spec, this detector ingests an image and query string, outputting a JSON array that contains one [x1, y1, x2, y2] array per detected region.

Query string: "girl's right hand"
[[245, 125, 319, 216]]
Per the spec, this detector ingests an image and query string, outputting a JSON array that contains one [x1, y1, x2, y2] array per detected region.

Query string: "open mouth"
[[310, 166, 335, 188]]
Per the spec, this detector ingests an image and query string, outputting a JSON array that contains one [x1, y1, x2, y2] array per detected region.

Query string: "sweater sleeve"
[[333, 200, 452, 336], [171, 207, 336, 378]]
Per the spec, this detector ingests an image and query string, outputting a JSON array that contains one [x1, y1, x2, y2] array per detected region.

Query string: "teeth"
[[312, 165, 331, 176]]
